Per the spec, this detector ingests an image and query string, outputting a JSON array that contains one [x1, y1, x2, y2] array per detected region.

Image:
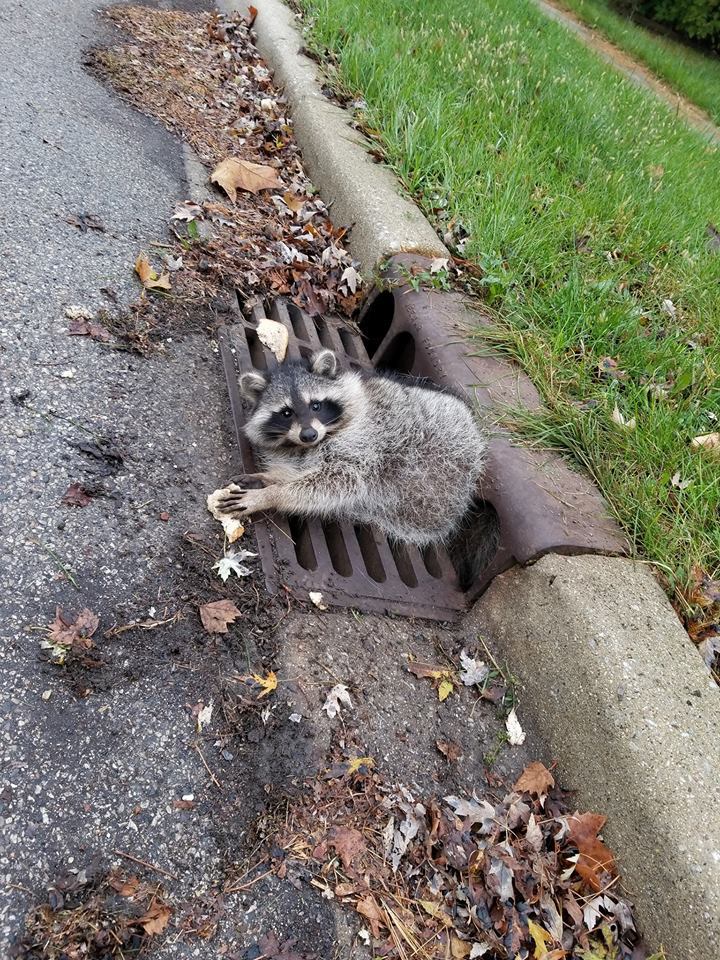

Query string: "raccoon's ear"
[[310, 349, 338, 379], [239, 371, 268, 403]]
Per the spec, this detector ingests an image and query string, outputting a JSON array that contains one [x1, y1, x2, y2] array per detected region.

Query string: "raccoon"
[[217, 349, 491, 575]]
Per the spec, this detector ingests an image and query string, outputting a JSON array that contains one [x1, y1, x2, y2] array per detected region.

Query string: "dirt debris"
[[85, 5, 364, 354]]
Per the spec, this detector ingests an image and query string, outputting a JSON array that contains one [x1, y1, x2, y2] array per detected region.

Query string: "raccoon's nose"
[[299, 427, 318, 444]]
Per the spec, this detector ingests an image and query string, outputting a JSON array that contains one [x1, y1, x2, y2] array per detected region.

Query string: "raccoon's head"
[[240, 349, 356, 450]]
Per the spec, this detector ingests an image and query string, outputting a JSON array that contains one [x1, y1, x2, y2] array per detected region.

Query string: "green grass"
[[558, 0, 720, 125], [299, 0, 720, 600]]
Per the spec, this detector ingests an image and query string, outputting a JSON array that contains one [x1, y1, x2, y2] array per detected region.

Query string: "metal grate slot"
[[218, 296, 468, 620]]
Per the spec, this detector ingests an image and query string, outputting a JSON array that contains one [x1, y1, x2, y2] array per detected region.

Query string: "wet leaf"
[[43, 607, 99, 664], [527, 919, 553, 957], [438, 677, 454, 701], [210, 157, 281, 201], [199, 599, 241, 634]]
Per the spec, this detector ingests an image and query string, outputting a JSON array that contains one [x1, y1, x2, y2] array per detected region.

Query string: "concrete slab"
[[469, 553, 720, 960]]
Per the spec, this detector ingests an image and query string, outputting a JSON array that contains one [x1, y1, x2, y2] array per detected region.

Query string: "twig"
[[224, 867, 273, 894], [31, 540, 79, 589], [195, 742, 222, 789], [112, 849, 178, 881]]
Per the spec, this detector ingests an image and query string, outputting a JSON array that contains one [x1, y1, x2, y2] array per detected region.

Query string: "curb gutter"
[[218, 0, 447, 272], [219, 2, 720, 956]]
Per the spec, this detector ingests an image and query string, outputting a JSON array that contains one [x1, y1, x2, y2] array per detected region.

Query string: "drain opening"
[[390, 541, 419, 588], [322, 521, 353, 576], [376, 331, 416, 374], [313, 317, 336, 350], [358, 289, 394, 357], [354, 525, 387, 583], [288, 515, 317, 571], [246, 328, 268, 370], [420, 544, 443, 579], [286, 301, 310, 340]]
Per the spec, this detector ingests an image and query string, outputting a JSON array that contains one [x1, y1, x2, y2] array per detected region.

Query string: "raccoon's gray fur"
[[217, 349, 488, 560]]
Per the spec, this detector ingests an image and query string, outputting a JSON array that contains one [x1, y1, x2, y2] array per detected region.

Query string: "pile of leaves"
[[679, 565, 720, 682], [265, 757, 650, 960], [12, 868, 171, 959], [86, 5, 362, 350]]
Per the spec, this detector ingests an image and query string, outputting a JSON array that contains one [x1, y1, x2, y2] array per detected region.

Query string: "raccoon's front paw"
[[224, 473, 267, 490], [216, 487, 269, 517]]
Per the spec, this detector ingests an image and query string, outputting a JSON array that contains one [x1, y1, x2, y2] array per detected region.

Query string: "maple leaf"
[[213, 548, 257, 581], [210, 157, 281, 201], [329, 825, 366, 870], [134, 253, 171, 291], [61, 482, 93, 507], [43, 607, 100, 663], [199, 599, 241, 634], [567, 811, 617, 892], [514, 761, 554, 797], [459, 650, 489, 685]]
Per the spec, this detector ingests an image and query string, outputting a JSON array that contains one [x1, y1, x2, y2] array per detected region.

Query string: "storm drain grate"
[[218, 297, 468, 621]]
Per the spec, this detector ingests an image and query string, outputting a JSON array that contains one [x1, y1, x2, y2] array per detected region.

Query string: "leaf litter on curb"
[[41, 607, 100, 666], [198, 598, 241, 634], [264, 755, 648, 960], [86, 5, 363, 354]]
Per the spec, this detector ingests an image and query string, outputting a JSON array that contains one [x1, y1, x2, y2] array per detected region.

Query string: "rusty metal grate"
[[218, 297, 468, 621]]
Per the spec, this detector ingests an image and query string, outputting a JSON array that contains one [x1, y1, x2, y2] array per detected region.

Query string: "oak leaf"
[[210, 157, 281, 201]]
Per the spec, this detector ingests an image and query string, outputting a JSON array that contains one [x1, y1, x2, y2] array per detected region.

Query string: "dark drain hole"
[[287, 302, 310, 340], [288, 516, 317, 571], [354, 525, 387, 583], [390, 541, 419, 588], [322, 521, 353, 576], [375, 331, 416, 375], [420, 544, 443, 579], [246, 328, 268, 370], [359, 289, 395, 358], [313, 317, 335, 350]]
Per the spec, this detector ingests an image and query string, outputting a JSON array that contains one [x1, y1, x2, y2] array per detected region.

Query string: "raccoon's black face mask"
[[240, 349, 346, 449]]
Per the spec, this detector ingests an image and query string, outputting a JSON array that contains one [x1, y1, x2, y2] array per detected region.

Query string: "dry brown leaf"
[[436, 739, 463, 762], [514, 761, 555, 796], [138, 901, 172, 936], [356, 894, 385, 939], [48, 607, 99, 650], [567, 811, 616, 892], [134, 253, 171, 291], [691, 432, 720, 452], [210, 157, 281, 201], [61, 482, 93, 507], [199, 598, 242, 634], [407, 661, 447, 680], [283, 191, 305, 213], [108, 874, 141, 898], [329, 826, 366, 870]]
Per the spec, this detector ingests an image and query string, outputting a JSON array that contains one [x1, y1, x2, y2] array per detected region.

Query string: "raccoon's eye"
[[310, 401, 321, 412], [280, 407, 293, 418]]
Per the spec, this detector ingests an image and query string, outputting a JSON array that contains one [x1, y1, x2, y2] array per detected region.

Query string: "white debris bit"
[[207, 486, 245, 543], [611, 404, 636, 430], [505, 707, 526, 746], [322, 683, 352, 719], [256, 316, 288, 362], [309, 591, 328, 610], [64, 305, 93, 320], [429, 257, 449, 273], [197, 701, 213, 731], [289, 713, 302, 723], [213, 549, 257, 582], [459, 649, 489, 686]]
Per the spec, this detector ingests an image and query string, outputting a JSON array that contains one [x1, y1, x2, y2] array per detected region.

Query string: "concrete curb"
[[467, 555, 720, 960], [218, 0, 447, 271], [217, 2, 720, 956]]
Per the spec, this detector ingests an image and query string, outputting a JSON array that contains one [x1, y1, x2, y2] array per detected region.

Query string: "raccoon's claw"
[[224, 473, 267, 490], [215, 490, 249, 515]]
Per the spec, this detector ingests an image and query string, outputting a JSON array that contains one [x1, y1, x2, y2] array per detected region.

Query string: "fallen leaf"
[[323, 683, 352, 719], [567, 811, 617, 891], [42, 607, 99, 664], [527, 918, 554, 957], [444, 795, 496, 829], [407, 661, 447, 680], [340, 265, 359, 294], [210, 157, 281, 201], [506, 707, 526, 745], [356, 895, 385, 939], [159, 511, 170, 521], [438, 677, 454, 701], [707, 222, 720, 252], [597, 356, 625, 380], [253, 670, 278, 698], [213, 549, 257, 581], [611, 404, 636, 430], [436, 739, 463, 762], [171, 201, 203, 221], [199, 599, 242, 634], [138, 901, 172, 936], [65, 212, 106, 233], [309, 591, 327, 610], [514, 761, 554, 796], [670, 471, 691, 490], [67, 315, 111, 341], [134, 253, 171, 291], [419, 900, 452, 925], [108, 874, 141, 898], [459, 649, 489, 685], [173, 798, 195, 810], [345, 755, 374, 775], [661, 297, 676, 318], [61, 482, 92, 507], [647, 163, 664, 180], [256, 316, 289, 361], [283, 191, 305, 213], [329, 826, 366, 870], [691, 432, 720, 452], [430, 257, 449, 273]]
